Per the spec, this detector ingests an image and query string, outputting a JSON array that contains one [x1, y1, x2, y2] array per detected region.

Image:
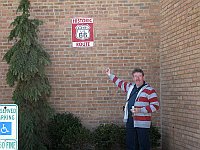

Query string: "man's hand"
[[105, 68, 111, 76], [131, 108, 141, 113]]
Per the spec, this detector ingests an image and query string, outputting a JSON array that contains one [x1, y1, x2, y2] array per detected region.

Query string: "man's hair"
[[132, 68, 144, 76]]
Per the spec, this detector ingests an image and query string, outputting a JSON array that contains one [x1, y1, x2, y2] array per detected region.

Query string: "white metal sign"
[[0, 104, 18, 150]]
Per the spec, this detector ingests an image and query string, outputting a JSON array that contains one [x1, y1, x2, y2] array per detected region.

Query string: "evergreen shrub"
[[93, 123, 161, 150], [150, 125, 161, 148], [4, 0, 53, 149], [48, 113, 161, 150], [93, 123, 126, 150], [48, 113, 92, 150]]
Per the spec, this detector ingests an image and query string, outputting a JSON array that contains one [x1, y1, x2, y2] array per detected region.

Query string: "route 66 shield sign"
[[75, 25, 90, 40]]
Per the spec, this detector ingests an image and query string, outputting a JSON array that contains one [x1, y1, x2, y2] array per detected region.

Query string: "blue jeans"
[[126, 117, 150, 150]]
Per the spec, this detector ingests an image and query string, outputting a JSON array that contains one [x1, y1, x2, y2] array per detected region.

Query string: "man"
[[105, 67, 159, 150]]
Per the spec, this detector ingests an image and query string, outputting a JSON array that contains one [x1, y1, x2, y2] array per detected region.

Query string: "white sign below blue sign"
[[0, 104, 18, 150]]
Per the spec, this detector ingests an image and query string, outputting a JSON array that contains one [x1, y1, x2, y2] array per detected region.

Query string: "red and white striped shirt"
[[109, 74, 159, 128]]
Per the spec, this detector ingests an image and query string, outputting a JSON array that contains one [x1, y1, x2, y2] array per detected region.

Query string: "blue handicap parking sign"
[[0, 122, 12, 135]]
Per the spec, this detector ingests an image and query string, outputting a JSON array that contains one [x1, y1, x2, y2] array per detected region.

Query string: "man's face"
[[132, 72, 144, 87]]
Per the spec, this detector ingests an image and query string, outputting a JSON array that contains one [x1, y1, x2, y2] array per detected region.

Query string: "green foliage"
[[3, 0, 52, 149], [93, 123, 126, 150], [48, 113, 92, 150], [4, 0, 50, 102], [47, 114, 161, 150], [12, 76, 51, 102], [18, 99, 53, 150], [150, 125, 161, 148], [93, 123, 161, 150]]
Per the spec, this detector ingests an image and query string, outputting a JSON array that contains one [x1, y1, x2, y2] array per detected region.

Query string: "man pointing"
[[105, 67, 159, 150]]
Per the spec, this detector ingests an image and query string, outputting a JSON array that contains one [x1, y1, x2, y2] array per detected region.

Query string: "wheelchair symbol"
[[1, 124, 9, 134], [0, 122, 11, 135]]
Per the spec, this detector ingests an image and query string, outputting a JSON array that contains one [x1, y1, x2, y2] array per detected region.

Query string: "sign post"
[[0, 104, 18, 150]]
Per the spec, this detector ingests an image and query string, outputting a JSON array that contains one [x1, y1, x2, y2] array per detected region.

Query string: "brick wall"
[[0, 0, 160, 129], [160, 0, 200, 149]]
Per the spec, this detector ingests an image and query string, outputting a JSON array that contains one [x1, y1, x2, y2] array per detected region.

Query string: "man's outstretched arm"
[[105, 68, 132, 93]]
